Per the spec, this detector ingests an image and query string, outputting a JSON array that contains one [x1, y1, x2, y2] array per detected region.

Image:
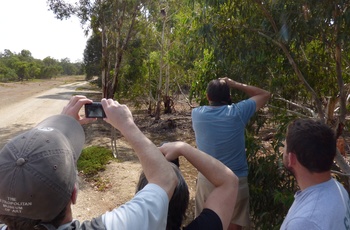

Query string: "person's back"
[[192, 101, 254, 176]]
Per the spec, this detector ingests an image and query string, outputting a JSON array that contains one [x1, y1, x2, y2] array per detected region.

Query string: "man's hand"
[[61, 95, 94, 124], [101, 98, 136, 134], [219, 77, 270, 110], [159, 142, 185, 161], [219, 77, 238, 86]]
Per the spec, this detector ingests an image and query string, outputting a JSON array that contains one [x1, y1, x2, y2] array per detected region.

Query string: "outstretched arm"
[[221, 77, 271, 111], [159, 142, 238, 230], [101, 98, 177, 200]]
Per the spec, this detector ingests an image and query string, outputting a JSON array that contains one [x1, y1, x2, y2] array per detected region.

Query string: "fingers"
[[107, 98, 117, 105], [101, 98, 116, 124], [101, 98, 134, 132], [79, 117, 97, 125], [101, 98, 119, 109], [62, 95, 93, 124], [159, 142, 181, 161]]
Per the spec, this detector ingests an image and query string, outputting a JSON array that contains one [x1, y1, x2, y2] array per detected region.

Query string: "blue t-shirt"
[[280, 178, 350, 230], [192, 99, 256, 177]]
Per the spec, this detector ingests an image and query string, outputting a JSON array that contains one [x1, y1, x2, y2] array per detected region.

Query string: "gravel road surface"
[[0, 81, 89, 149]]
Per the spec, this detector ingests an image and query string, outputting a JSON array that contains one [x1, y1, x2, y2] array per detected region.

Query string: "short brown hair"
[[286, 118, 336, 172], [206, 79, 232, 105]]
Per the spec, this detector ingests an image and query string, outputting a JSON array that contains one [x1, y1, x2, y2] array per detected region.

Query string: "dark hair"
[[206, 79, 232, 105], [136, 163, 189, 230], [0, 206, 67, 230], [286, 118, 336, 172]]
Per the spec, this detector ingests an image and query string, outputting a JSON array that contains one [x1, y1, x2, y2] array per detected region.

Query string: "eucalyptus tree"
[[41, 56, 62, 78], [84, 32, 102, 81], [0, 50, 42, 81], [250, 0, 350, 182], [60, 58, 80, 75], [189, 0, 350, 124], [145, 0, 208, 115], [48, 0, 149, 98], [0, 62, 17, 81]]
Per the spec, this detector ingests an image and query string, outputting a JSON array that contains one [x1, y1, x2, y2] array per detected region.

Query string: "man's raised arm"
[[101, 98, 177, 199], [159, 142, 238, 230]]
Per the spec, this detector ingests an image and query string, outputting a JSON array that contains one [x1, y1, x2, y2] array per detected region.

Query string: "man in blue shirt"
[[192, 77, 270, 230]]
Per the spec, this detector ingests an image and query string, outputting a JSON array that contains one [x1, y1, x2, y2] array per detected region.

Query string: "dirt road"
[[0, 80, 90, 149]]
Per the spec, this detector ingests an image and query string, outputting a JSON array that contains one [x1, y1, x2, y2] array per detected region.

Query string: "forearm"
[[227, 79, 269, 97], [223, 78, 271, 110], [179, 143, 235, 187], [101, 99, 177, 199], [181, 143, 237, 229], [120, 124, 177, 199]]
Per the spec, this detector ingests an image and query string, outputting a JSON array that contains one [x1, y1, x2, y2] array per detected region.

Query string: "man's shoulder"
[[192, 105, 204, 111], [283, 179, 350, 230], [57, 216, 105, 230], [76, 218, 106, 230]]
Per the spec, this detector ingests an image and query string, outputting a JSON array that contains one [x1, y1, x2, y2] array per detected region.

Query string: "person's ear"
[[71, 186, 78, 205], [288, 152, 297, 167]]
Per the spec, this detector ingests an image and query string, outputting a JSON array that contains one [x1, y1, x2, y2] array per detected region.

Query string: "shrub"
[[77, 146, 113, 177], [247, 117, 296, 229]]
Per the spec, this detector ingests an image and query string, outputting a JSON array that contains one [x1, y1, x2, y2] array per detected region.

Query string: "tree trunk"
[[155, 12, 167, 121], [101, 25, 109, 98]]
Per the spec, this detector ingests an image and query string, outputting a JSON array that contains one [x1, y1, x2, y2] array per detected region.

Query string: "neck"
[[209, 101, 228, 106], [60, 205, 73, 226], [295, 170, 331, 191]]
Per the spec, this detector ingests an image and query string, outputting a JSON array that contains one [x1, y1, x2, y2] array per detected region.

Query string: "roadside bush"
[[77, 146, 114, 177], [0, 64, 17, 82]]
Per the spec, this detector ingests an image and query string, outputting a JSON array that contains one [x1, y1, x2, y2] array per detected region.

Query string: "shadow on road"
[[0, 123, 34, 149]]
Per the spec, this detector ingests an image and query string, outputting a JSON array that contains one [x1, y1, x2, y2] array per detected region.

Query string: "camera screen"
[[85, 102, 106, 118]]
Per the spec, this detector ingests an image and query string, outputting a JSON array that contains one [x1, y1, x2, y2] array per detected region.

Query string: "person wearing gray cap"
[[0, 95, 177, 230]]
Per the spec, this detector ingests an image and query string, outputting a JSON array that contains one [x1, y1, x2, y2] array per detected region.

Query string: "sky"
[[0, 0, 88, 62]]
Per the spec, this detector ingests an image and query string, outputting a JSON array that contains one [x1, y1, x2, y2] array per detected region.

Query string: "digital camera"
[[85, 102, 106, 118]]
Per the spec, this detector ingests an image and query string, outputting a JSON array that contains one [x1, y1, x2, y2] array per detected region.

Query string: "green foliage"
[[60, 58, 82, 76], [41, 57, 62, 78], [0, 62, 17, 82], [0, 49, 82, 82], [119, 37, 148, 98], [84, 33, 102, 80], [246, 120, 296, 229], [189, 48, 217, 105], [77, 146, 114, 177]]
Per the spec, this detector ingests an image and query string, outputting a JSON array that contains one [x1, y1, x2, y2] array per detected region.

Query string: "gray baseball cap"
[[0, 114, 85, 222]]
